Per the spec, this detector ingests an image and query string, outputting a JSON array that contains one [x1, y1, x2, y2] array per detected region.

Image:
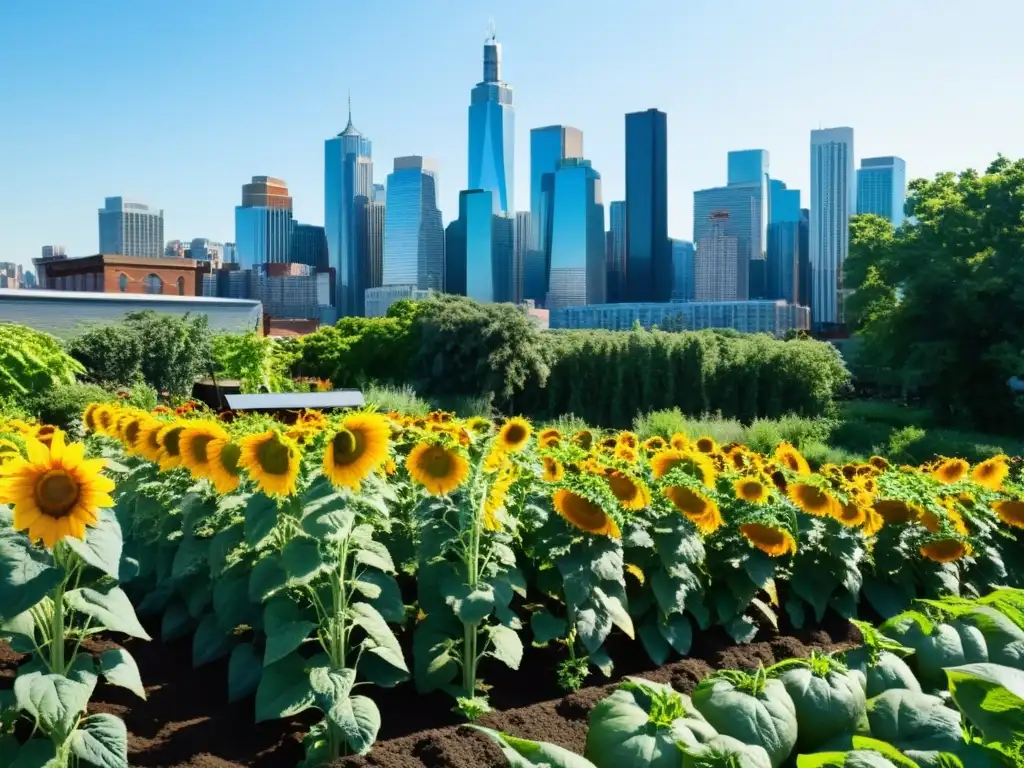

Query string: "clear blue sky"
[[2, 0, 1021, 269]]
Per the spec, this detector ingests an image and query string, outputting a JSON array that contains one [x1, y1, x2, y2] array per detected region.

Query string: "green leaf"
[[228, 642, 263, 703], [300, 497, 354, 542], [160, 599, 194, 643], [351, 602, 407, 673], [207, 522, 244, 578], [65, 655, 98, 695], [638, 620, 671, 666], [353, 569, 405, 623], [170, 535, 209, 579], [13, 672, 91, 741], [355, 541, 395, 574], [255, 652, 315, 722], [212, 572, 253, 630], [281, 536, 325, 586], [413, 624, 459, 693], [0, 529, 64, 622], [335, 694, 381, 756], [309, 665, 355, 707], [946, 662, 1024, 745], [594, 585, 634, 639], [192, 613, 233, 668], [69, 713, 128, 768], [63, 509, 123, 579], [98, 648, 146, 700], [863, 689, 963, 754], [659, 612, 693, 656], [6, 738, 59, 768], [1, 610, 37, 652], [488, 624, 523, 670], [249, 553, 288, 603], [448, 583, 496, 625], [64, 586, 150, 640], [530, 609, 568, 645], [469, 725, 598, 768], [244, 493, 279, 549]]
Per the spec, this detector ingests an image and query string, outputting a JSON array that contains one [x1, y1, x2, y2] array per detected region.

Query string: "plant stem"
[[50, 545, 66, 674], [461, 485, 486, 699]]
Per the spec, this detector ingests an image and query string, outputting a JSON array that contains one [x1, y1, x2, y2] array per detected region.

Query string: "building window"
[[176, 276, 185, 295], [144, 273, 163, 294], [118, 273, 128, 292]]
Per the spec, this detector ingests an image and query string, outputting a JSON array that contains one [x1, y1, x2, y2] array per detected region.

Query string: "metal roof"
[[225, 390, 365, 411], [0, 288, 259, 307]]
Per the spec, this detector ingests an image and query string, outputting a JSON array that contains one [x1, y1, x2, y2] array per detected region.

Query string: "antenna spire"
[[347, 90, 352, 123], [487, 16, 496, 40]]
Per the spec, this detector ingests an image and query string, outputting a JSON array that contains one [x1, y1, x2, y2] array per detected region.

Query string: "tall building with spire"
[[325, 96, 373, 317], [468, 25, 514, 215]]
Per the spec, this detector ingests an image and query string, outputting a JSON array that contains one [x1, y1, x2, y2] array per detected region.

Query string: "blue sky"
[[1, 0, 1021, 268]]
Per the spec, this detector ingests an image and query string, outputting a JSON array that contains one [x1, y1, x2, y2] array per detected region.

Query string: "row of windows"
[[117, 272, 185, 295]]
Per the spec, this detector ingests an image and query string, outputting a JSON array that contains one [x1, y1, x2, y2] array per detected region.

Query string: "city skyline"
[[2, 0, 1022, 269]]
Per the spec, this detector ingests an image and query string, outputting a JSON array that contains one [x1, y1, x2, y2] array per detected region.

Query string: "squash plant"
[[842, 619, 921, 697]]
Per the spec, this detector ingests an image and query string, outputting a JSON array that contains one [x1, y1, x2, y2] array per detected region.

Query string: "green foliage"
[[363, 384, 430, 416], [212, 332, 296, 393], [67, 323, 145, 388], [26, 382, 114, 435], [0, 323, 85, 402]]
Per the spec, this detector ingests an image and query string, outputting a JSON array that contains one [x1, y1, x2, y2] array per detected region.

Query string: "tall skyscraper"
[[767, 179, 801, 303], [98, 197, 164, 257], [382, 156, 444, 292], [810, 127, 855, 325], [446, 190, 514, 304], [325, 100, 373, 317], [513, 211, 532, 303], [530, 125, 584, 291], [547, 158, 605, 310], [624, 109, 669, 302], [857, 156, 907, 226], [362, 199, 386, 291], [234, 177, 294, 269], [372, 183, 386, 202], [693, 149, 769, 301], [670, 239, 695, 302], [289, 224, 329, 269], [798, 208, 811, 309], [606, 200, 627, 303], [695, 212, 738, 301], [468, 30, 514, 215]]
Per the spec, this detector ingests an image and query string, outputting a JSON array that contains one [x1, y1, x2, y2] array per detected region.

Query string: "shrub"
[[0, 322, 85, 402], [212, 332, 297, 393], [67, 323, 144, 387], [27, 382, 114, 435], [363, 384, 430, 416]]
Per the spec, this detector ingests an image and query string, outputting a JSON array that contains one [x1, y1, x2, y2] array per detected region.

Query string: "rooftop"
[[0, 288, 259, 307]]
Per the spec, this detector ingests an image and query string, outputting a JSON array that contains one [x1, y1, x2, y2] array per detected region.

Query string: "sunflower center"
[[561, 493, 606, 529], [255, 437, 292, 476], [191, 435, 213, 463], [331, 428, 365, 466], [124, 421, 141, 445], [220, 442, 242, 476], [739, 480, 765, 500], [36, 470, 80, 518], [163, 427, 184, 457], [418, 446, 453, 478], [504, 425, 527, 445], [608, 473, 638, 501]]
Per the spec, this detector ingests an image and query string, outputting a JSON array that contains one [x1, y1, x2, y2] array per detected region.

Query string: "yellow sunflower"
[[599, 436, 618, 451], [179, 422, 229, 479], [993, 500, 1024, 529], [207, 438, 244, 493], [874, 499, 921, 525], [920, 505, 970, 536], [495, 417, 533, 453], [862, 507, 885, 536], [774, 442, 811, 476], [33, 425, 61, 449], [572, 430, 593, 450], [607, 471, 651, 511], [134, 419, 168, 463], [157, 423, 187, 472], [970, 456, 1009, 491], [787, 483, 839, 517], [465, 417, 492, 436], [649, 449, 716, 486], [834, 501, 867, 527], [920, 539, 970, 563], [0, 433, 115, 548], [117, 411, 146, 453], [552, 489, 620, 538], [238, 431, 302, 497], [694, 436, 717, 454], [484, 464, 516, 531], [616, 431, 639, 449], [740, 523, 797, 558], [93, 404, 117, 436], [82, 404, 101, 433], [0, 439, 21, 465], [669, 432, 689, 450], [323, 412, 391, 490], [726, 446, 759, 473], [642, 436, 667, 454], [538, 428, 562, 449], [734, 477, 771, 505], [932, 458, 969, 484], [406, 442, 469, 495], [663, 486, 723, 535], [868, 455, 891, 471], [614, 444, 639, 463], [541, 456, 565, 483]]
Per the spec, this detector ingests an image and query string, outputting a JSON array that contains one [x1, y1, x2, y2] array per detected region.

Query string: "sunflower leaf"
[[351, 602, 407, 673], [300, 495, 354, 542], [228, 642, 263, 703], [249, 553, 288, 602], [530, 609, 567, 645], [487, 624, 523, 670], [0, 528, 65, 623], [64, 586, 150, 640], [245, 493, 279, 549], [63, 509, 123, 579], [281, 536, 326, 586], [69, 713, 129, 768], [192, 613, 232, 668], [354, 541, 395, 574], [98, 648, 146, 700], [255, 652, 315, 722], [14, 672, 91, 742]]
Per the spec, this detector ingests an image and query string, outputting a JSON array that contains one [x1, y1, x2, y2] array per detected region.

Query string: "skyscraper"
[[857, 156, 907, 226], [530, 125, 584, 291], [624, 109, 669, 302], [513, 211, 532, 303], [40, 245, 66, 260], [695, 212, 738, 301], [325, 100, 373, 317], [382, 156, 444, 292], [362, 199, 386, 291], [670, 239, 695, 302], [767, 179, 801, 303], [468, 30, 514, 215], [289, 224, 329, 269], [798, 208, 811, 310], [493, 214, 514, 303], [234, 177, 294, 269], [98, 197, 164, 257], [547, 158, 605, 310], [460, 189, 496, 303], [810, 127, 855, 325], [606, 200, 627, 303]]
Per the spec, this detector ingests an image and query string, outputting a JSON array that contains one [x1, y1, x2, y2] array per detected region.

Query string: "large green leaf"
[[98, 648, 146, 700], [413, 623, 458, 693], [64, 586, 150, 640], [14, 672, 91, 741], [170, 535, 209, 579], [160, 599, 194, 643], [300, 495, 354, 542], [5, 737, 59, 768], [350, 602, 407, 673], [946, 662, 1024, 746], [355, 540, 395, 574], [207, 522, 244, 578], [470, 725, 597, 768], [281, 536, 326, 586], [228, 642, 263, 703], [680, 734, 773, 768], [263, 598, 315, 667], [244, 493, 279, 549], [69, 713, 129, 768], [0, 529, 64, 622], [192, 613, 233, 668], [63, 509, 123, 579], [530, 609, 567, 645], [779, 667, 866, 752], [335, 694, 381, 756], [861, 689, 963, 753], [446, 582, 496, 625], [249, 553, 288, 603], [488, 624, 523, 670], [353, 569, 405, 623], [212, 572, 253, 630], [255, 652, 315, 722]]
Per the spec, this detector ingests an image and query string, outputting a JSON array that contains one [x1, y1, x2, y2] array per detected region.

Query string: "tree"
[[844, 156, 1024, 429]]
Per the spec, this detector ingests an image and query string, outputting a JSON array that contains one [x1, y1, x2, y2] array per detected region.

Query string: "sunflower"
[[495, 417, 532, 453], [0, 439, 23, 466], [0, 433, 115, 548], [238, 431, 302, 497], [868, 455, 891, 471], [599, 436, 618, 451], [207, 438, 243, 493], [663, 486, 723, 534], [833, 501, 867, 527], [484, 463, 516, 531], [920, 505, 969, 536], [694, 436, 717, 454], [538, 428, 562, 449], [465, 417, 492, 436], [919, 538, 970, 563], [180, 422, 229, 479], [649, 449, 716, 486], [932, 458, 969, 484], [323, 412, 391, 490], [774, 442, 811, 476], [296, 409, 328, 431], [117, 411, 146, 453], [768, 468, 789, 494], [427, 410, 454, 424], [607, 471, 651, 511], [740, 523, 797, 558], [613, 444, 639, 463], [406, 442, 469, 495], [993, 500, 1024, 529], [734, 477, 771, 505], [642, 436, 667, 454], [726, 447, 760, 473], [552, 489, 620, 538], [616, 431, 639, 449], [94, 404, 116, 436], [970, 456, 1009, 491], [572, 430, 593, 450], [862, 507, 885, 536], [33, 425, 61, 449], [541, 456, 564, 483], [134, 419, 168, 463], [669, 432, 689, 450], [157, 423, 186, 472], [874, 499, 920, 525], [787, 483, 839, 517], [82, 403, 101, 433]]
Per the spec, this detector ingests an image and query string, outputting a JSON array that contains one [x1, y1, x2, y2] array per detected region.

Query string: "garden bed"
[[1, 615, 858, 768]]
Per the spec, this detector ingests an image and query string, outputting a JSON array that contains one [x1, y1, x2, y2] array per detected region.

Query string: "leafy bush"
[[26, 382, 114, 436], [0, 323, 85, 402], [67, 323, 144, 387], [212, 332, 297, 393], [363, 384, 430, 416]]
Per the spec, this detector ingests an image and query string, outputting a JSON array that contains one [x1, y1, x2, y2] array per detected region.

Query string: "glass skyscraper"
[[289, 223, 329, 269], [530, 125, 584, 294], [361, 200, 386, 292], [234, 177, 294, 269], [767, 179, 801, 304], [624, 109, 669, 302], [325, 103, 373, 317], [468, 32, 514, 215], [547, 158, 605, 310], [98, 197, 164, 257], [670, 239, 695, 302], [695, 212, 739, 301], [606, 200, 627, 303], [513, 211, 532, 303], [382, 156, 444, 292], [446, 190, 514, 304], [810, 127, 855, 326], [856, 156, 906, 226]]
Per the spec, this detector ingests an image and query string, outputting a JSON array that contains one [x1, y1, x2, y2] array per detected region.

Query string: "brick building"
[[32, 254, 207, 296]]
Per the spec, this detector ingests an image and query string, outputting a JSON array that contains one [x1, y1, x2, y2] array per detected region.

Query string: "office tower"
[[513, 211, 532, 303], [468, 30, 514, 215], [857, 156, 907, 226], [98, 197, 164, 257], [382, 156, 444, 291], [444, 218, 466, 296], [810, 127, 855, 325], [325, 101, 373, 317], [372, 183, 386, 203], [234, 176, 294, 269], [695, 212, 738, 301], [522, 249, 546, 305], [361, 200, 386, 290], [624, 109, 669, 302], [289, 224, 329, 269], [40, 245, 66, 260], [223, 243, 238, 264], [798, 208, 811, 309], [530, 125, 584, 289], [670, 239, 695, 301], [693, 149, 769, 301], [446, 190, 515, 304], [492, 214, 514, 303], [547, 158, 605, 310], [606, 200, 627, 303], [767, 179, 801, 303]]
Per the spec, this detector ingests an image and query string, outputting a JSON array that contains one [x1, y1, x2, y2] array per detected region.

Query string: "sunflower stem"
[[50, 544, 66, 675], [461, 481, 486, 700]]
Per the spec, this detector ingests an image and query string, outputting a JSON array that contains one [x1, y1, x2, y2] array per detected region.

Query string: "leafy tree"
[[0, 323, 85, 402], [844, 156, 1024, 429], [68, 323, 145, 387], [212, 332, 297, 393], [124, 312, 212, 398]]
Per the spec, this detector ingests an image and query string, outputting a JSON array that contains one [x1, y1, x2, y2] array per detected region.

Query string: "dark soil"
[[0, 611, 861, 768]]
